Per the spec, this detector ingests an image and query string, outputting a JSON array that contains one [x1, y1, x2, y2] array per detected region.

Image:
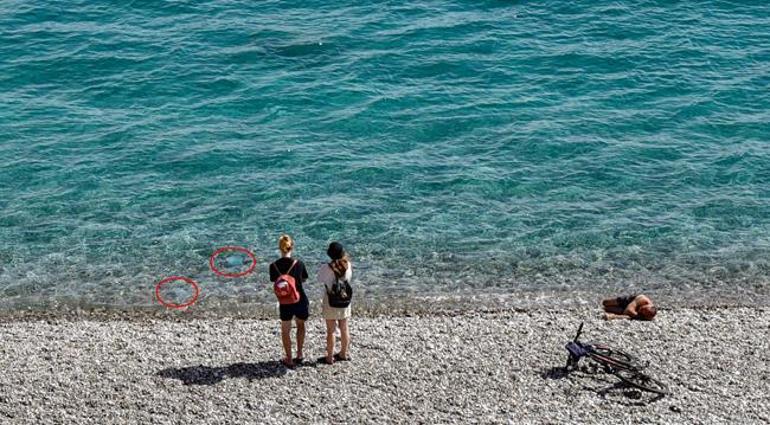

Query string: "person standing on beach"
[[317, 242, 353, 365], [269, 234, 310, 367]]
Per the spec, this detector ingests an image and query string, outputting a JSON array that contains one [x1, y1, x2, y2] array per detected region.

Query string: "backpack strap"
[[273, 260, 298, 276], [284, 259, 297, 275]]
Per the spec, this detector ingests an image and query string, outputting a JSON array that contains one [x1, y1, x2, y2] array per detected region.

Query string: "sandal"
[[293, 357, 304, 365], [317, 356, 334, 365], [281, 358, 295, 368]]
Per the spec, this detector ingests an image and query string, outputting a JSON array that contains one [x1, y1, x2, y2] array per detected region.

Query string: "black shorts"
[[616, 294, 638, 310], [279, 300, 309, 322]]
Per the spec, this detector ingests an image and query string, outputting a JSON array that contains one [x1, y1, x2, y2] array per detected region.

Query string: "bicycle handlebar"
[[573, 322, 584, 342]]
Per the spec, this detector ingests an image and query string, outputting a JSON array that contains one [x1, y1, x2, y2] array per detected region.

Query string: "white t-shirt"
[[317, 262, 352, 292], [318, 263, 353, 319]]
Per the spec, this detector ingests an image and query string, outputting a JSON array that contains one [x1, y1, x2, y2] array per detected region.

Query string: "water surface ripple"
[[1, 1, 769, 309]]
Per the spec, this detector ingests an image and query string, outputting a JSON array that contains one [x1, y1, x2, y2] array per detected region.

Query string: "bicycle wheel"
[[614, 369, 669, 395], [588, 345, 641, 370]]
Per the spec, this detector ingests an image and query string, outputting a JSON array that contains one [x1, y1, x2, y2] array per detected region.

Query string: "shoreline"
[[1, 287, 767, 322], [0, 305, 767, 424], [0, 302, 760, 324]]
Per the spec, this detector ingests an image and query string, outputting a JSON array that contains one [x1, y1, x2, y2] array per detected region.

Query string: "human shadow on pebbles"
[[157, 361, 289, 385]]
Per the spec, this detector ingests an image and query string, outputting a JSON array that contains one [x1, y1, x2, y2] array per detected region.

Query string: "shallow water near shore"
[[1, 1, 769, 311]]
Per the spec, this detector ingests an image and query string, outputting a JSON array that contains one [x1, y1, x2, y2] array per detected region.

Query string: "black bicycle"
[[564, 323, 668, 395]]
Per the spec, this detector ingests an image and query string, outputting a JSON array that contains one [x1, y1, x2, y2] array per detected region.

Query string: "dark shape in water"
[[225, 255, 246, 267]]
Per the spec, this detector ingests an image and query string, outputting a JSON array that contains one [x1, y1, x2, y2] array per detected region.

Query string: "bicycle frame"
[[562, 322, 668, 395], [565, 323, 589, 361]]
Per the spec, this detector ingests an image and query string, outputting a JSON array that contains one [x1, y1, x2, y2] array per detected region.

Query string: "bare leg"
[[295, 319, 306, 360], [603, 312, 631, 320], [325, 319, 336, 363], [280, 320, 293, 366], [601, 298, 624, 314], [338, 319, 350, 359]]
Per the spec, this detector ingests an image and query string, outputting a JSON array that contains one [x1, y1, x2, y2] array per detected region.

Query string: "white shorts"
[[321, 293, 351, 320]]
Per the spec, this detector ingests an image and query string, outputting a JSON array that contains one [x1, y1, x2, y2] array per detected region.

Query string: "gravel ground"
[[0, 306, 768, 424]]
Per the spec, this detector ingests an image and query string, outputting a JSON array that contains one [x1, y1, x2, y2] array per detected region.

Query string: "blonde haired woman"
[[268, 234, 309, 368], [317, 242, 352, 364]]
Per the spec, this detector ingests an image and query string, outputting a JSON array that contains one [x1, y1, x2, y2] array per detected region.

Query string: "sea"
[[1, 0, 769, 311]]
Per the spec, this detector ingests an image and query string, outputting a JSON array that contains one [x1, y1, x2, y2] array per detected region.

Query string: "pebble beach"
[[1, 304, 768, 424], [3, 2, 770, 424]]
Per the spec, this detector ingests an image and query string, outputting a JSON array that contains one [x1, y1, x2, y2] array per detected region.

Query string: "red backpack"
[[272, 260, 300, 305]]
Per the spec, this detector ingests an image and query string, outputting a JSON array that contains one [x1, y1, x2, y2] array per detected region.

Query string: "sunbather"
[[601, 294, 657, 320]]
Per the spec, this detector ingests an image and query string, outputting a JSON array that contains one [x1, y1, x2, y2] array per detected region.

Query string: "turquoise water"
[[1, 1, 769, 309]]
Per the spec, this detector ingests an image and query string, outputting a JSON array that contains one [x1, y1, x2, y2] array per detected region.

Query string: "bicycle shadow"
[[157, 361, 292, 385], [593, 379, 666, 405], [541, 366, 570, 380], [540, 367, 666, 405]]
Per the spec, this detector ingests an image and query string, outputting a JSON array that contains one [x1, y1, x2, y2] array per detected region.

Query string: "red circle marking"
[[155, 276, 200, 309], [209, 246, 257, 278]]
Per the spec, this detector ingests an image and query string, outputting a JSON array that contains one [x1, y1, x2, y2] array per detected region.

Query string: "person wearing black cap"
[[317, 241, 353, 365]]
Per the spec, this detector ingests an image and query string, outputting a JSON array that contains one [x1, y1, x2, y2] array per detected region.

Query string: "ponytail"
[[330, 255, 350, 279], [278, 234, 293, 254]]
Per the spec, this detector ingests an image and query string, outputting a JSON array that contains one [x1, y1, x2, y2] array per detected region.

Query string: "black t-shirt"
[[269, 257, 309, 304]]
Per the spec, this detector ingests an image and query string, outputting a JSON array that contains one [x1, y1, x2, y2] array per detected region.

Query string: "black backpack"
[[327, 265, 353, 308]]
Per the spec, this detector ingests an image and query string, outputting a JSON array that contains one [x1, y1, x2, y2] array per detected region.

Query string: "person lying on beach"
[[601, 294, 657, 320]]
